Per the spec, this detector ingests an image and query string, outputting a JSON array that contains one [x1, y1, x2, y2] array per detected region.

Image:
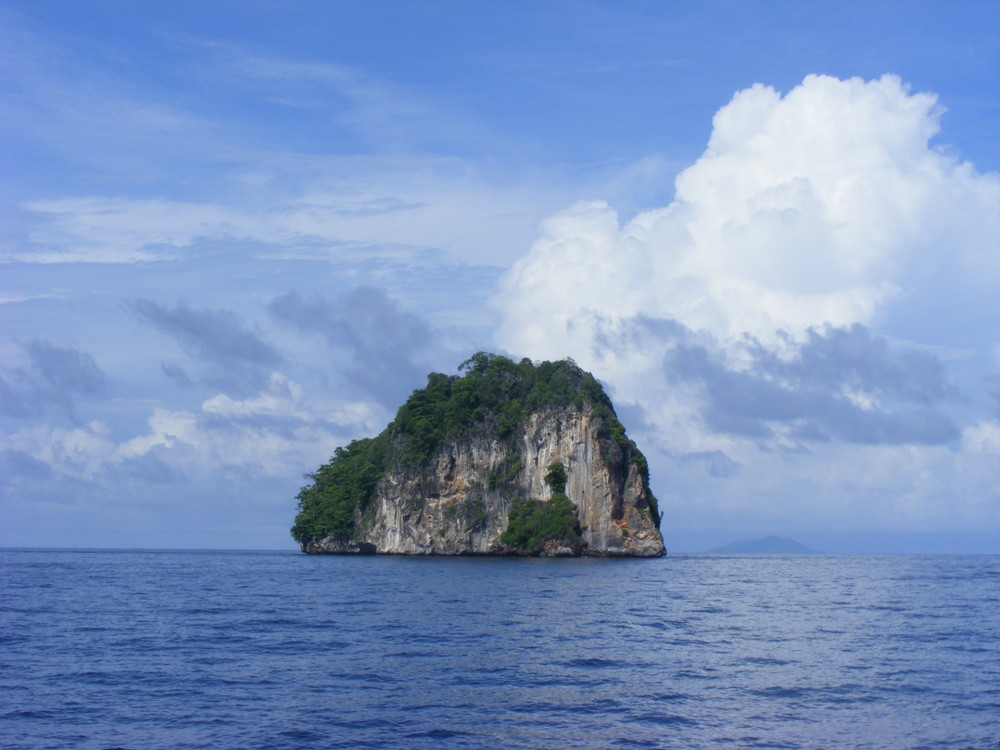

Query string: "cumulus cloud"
[[0, 370, 378, 546], [962, 420, 1000, 456], [5, 372, 375, 489], [7, 420, 117, 479], [498, 74, 997, 349], [496, 74, 998, 457], [269, 286, 433, 406]]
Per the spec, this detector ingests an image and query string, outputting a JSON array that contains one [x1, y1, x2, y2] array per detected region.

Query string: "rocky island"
[[291, 353, 665, 557]]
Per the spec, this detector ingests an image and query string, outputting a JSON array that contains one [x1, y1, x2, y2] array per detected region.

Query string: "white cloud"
[[114, 374, 363, 477], [962, 421, 1000, 455], [201, 373, 305, 420], [115, 407, 199, 461], [495, 74, 999, 537], [669, 440, 1000, 534], [9, 373, 380, 484], [11, 158, 570, 268], [16, 197, 258, 263], [498, 74, 998, 360], [7, 421, 116, 479]]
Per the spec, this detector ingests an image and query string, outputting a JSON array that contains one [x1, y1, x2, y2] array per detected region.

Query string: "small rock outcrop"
[[292, 353, 665, 557]]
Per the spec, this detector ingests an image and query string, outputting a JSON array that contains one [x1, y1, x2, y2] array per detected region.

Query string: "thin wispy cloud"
[[663, 324, 958, 446], [0, 340, 110, 420], [269, 287, 434, 406], [129, 300, 281, 394]]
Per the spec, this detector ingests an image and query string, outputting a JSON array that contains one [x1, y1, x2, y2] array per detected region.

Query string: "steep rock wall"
[[306, 405, 664, 557]]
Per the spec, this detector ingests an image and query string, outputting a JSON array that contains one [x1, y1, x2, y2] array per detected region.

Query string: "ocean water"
[[1, 550, 998, 750]]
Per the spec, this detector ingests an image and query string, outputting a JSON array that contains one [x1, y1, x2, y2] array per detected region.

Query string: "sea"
[[1, 550, 998, 750]]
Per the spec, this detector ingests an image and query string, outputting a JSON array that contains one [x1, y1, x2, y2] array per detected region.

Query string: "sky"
[[1, 0, 998, 553]]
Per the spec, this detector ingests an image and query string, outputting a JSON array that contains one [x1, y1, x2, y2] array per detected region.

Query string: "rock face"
[[293, 354, 665, 557]]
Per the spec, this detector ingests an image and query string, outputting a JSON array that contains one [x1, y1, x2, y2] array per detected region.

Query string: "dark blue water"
[[2, 550, 998, 749]]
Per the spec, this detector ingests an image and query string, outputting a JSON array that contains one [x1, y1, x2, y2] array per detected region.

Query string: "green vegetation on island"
[[290, 352, 658, 548], [500, 461, 581, 549]]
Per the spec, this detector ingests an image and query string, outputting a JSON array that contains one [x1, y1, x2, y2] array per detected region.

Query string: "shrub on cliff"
[[499, 460, 580, 550], [544, 460, 568, 494], [500, 495, 580, 550]]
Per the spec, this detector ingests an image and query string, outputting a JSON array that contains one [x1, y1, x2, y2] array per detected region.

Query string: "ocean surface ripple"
[[1, 550, 998, 749]]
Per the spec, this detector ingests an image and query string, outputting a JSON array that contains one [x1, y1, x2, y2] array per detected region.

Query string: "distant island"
[[291, 353, 665, 557], [705, 535, 819, 554]]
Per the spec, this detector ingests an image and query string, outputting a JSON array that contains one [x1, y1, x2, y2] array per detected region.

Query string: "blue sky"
[[2, 1, 997, 552]]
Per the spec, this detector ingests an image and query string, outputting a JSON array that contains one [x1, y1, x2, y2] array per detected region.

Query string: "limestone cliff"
[[291, 353, 665, 557]]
